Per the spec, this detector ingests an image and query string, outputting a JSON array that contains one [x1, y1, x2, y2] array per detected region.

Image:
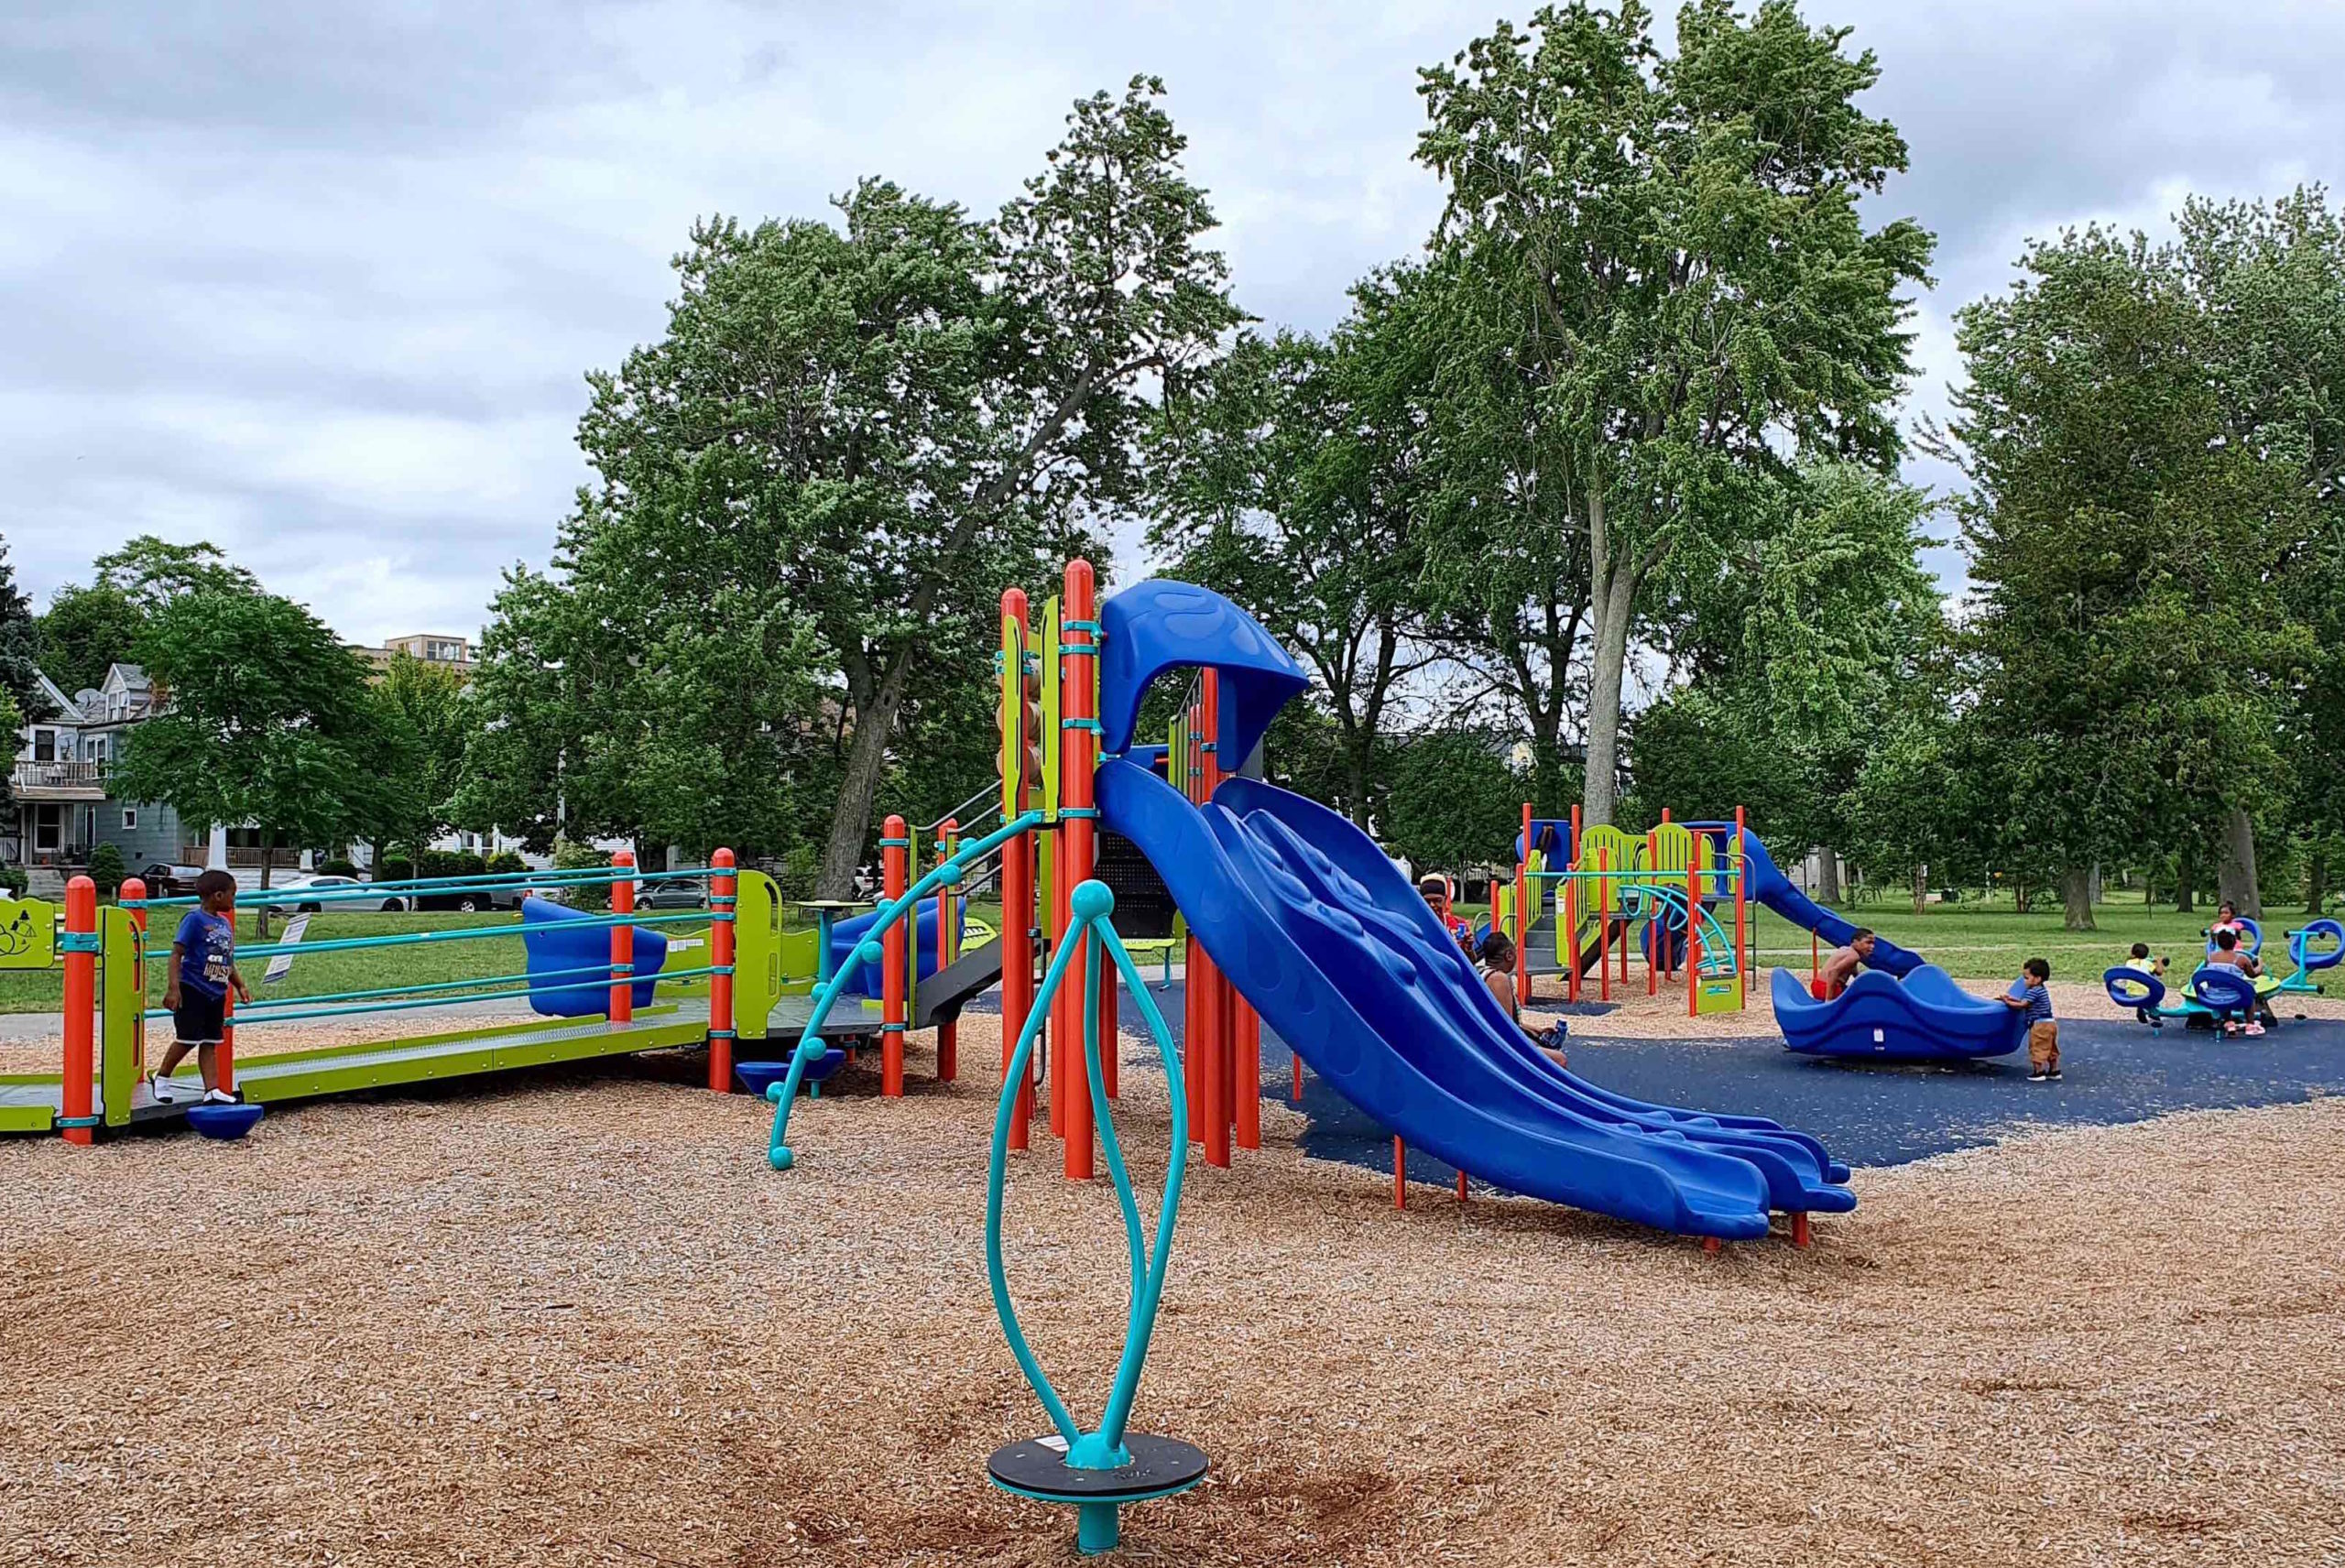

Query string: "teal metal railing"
[[765, 810, 1043, 1169]]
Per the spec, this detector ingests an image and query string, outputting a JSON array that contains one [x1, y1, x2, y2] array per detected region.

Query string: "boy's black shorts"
[[173, 990, 227, 1046]]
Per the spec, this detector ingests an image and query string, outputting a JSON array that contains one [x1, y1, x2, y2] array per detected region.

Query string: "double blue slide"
[[1091, 581, 1850, 1239]]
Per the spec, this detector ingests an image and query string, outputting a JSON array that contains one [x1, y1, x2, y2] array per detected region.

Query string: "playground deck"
[[0, 994, 879, 1133]]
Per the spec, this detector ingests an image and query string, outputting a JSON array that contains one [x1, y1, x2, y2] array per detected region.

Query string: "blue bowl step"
[[735, 1051, 848, 1098], [187, 1102, 266, 1140]]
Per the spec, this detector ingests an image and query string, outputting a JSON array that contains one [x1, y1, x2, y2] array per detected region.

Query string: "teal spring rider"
[[764, 870, 1205, 1556]]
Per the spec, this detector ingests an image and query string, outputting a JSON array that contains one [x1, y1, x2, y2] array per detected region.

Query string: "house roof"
[[31, 670, 82, 724]]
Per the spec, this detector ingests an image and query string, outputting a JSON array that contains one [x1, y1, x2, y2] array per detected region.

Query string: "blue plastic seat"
[[2184, 965, 2260, 1024], [2101, 965, 2166, 1015], [187, 1101, 266, 1140]]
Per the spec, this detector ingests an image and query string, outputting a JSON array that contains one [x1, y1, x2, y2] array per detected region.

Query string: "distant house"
[[7, 670, 105, 867], [355, 633, 477, 677]]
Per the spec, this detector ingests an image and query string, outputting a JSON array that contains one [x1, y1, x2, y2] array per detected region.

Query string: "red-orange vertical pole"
[[1235, 1000, 1260, 1149], [60, 877, 96, 1146], [1516, 800, 1533, 1007], [1291, 1050, 1303, 1102], [122, 876, 148, 1081], [1646, 829, 1660, 996], [708, 848, 736, 1092], [609, 849, 636, 1025], [1570, 802, 1582, 865], [1000, 592, 1036, 1149], [1059, 560, 1097, 1181], [1687, 838, 1701, 1019], [1598, 848, 1611, 1003], [1393, 1137, 1406, 1209], [935, 818, 958, 1083], [1456, 1171, 1468, 1203], [1734, 806, 1749, 1011], [880, 819, 908, 1096], [1196, 670, 1229, 1170], [1564, 866, 1578, 1005]]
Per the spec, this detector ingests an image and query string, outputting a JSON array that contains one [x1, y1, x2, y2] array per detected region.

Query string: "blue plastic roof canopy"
[[1097, 580, 1310, 764]]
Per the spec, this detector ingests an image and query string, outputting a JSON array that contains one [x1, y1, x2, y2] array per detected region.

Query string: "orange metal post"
[[1291, 1051, 1303, 1102], [1393, 1137, 1406, 1209], [1001, 593, 1037, 1149], [1791, 1213, 1813, 1249], [1196, 670, 1229, 1170], [1687, 839, 1701, 1019], [880, 819, 908, 1096], [609, 849, 636, 1024], [1516, 801, 1533, 1007], [1456, 1171, 1468, 1203], [122, 876, 148, 1080], [1058, 559, 1098, 1180], [1234, 997, 1260, 1149], [1598, 849, 1611, 1003], [60, 877, 96, 1146], [1564, 867, 1579, 1005], [935, 819, 958, 1083], [1734, 806, 1749, 1011], [708, 848, 736, 1092], [1646, 829, 1660, 996], [998, 585, 1036, 1148]]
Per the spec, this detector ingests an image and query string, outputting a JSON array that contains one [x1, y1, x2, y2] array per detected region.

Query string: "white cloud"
[[4, 0, 2342, 638]]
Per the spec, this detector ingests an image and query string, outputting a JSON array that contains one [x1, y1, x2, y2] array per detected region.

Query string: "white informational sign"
[[263, 913, 311, 984]]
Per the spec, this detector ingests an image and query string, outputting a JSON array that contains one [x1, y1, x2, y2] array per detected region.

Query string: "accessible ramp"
[[1096, 757, 1851, 1239]]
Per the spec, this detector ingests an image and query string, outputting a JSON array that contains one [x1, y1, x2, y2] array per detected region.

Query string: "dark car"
[[408, 885, 525, 913], [136, 863, 206, 898]]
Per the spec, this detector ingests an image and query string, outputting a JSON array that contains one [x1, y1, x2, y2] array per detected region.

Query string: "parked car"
[[136, 863, 206, 898], [408, 884, 526, 913], [260, 873, 405, 913], [641, 881, 707, 911]]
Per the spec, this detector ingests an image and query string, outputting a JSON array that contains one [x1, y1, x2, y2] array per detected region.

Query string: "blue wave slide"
[[1088, 578, 1850, 1239]]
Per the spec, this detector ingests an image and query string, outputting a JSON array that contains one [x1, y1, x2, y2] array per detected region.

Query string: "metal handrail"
[[922, 784, 1004, 836]]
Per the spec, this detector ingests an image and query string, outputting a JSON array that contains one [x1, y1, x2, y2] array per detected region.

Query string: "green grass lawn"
[[1744, 898, 2330, 981], [0, 907, 718, 1016]]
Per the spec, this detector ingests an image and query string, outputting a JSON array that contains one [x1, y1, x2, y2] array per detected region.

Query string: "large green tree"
[[0, 538, 52, 722], [1413, 1, 1934, 825], [512, 78, 1239, 894], [1147, 270, 1439, 824], [36, 583, 146, 696], [1931, 227, 2311, 929], [2174, 189, 2345, 911], [377, 653, 473, 854], [111, 589, 414, 931], [1381, 728, 1527, 875], [1629, 463, 1945, 893]]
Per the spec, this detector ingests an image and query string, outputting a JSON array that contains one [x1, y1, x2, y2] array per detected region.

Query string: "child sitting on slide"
[[1477, 931, 1566, 1067]]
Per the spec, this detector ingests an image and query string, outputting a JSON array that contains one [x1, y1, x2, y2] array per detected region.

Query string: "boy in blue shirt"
[[150, 868, 251, 1105], [2000, 956, 2057, 1081]]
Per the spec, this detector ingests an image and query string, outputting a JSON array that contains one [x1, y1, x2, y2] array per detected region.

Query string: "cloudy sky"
[[5, 1, 2342, 643]]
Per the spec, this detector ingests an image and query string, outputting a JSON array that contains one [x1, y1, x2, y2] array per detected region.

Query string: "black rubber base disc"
[[987, 1433, 1209, 1504]]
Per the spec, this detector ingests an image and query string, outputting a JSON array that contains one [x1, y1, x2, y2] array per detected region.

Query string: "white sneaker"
[[201, 1088, 237, 1105], [147, 1072, 177, 1104]]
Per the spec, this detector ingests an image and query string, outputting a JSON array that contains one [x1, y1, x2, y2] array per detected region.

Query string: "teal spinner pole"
[[979, 878, 1205, 1555]]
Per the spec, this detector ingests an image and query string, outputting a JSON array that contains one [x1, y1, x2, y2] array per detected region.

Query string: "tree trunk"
[[2309, 843, 2329, 917], [2059, 866, 2096, 931], [2087, 862, 2102, 906], [1343, 746, 1373, 832], [2013, 878, 2029, 915], [2217, 807, 2261, 919], [2174, 844, 2195, 913], [1816, 850, 1842, 906], [816, 660, 913, 900], [2145, 866, 2155, 907], [1580, 579, 1633, 827], [1912, 865, 1927, 915]]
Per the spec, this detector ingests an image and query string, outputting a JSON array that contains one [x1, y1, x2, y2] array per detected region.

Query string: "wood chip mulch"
[[2, 1014, 2340, 1566]]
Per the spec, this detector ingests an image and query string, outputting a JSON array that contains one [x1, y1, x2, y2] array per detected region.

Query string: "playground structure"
[[2101, 918, 2342, 1029], [1492, 807, 1754, 1018], [0, 852, 805, 1139], [769, 565, 1853, 1247]]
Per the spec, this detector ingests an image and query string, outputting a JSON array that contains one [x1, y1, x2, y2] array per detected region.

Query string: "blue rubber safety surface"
[[972, 980, 2345, 1177]]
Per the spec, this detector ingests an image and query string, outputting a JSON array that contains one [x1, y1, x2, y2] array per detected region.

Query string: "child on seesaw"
[[150, 868, 251, 1105]]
